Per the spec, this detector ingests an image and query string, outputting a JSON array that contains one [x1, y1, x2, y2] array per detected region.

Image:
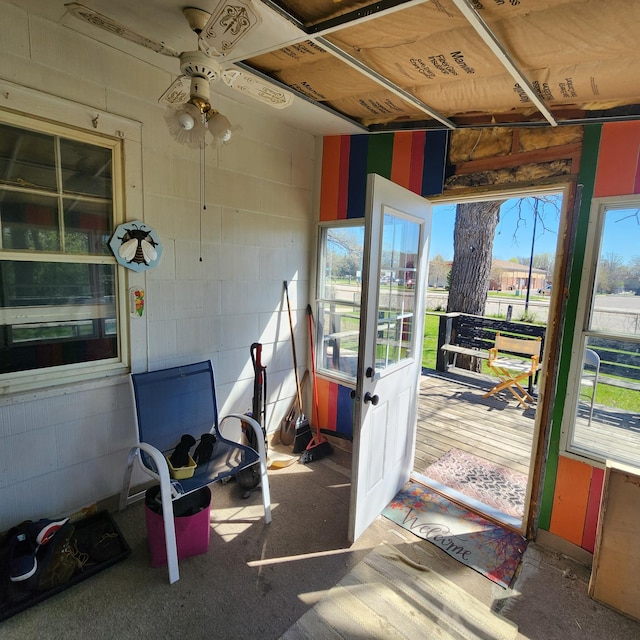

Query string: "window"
[[565, 198, 640, 466], [316, 216, 422, 382], [0, 116, 123, 388], [317, 223, 365, 381]]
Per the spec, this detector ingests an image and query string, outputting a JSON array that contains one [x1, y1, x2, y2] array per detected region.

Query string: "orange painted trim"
[[548, 456, 593, 546], [594, 121, 640, 197], [320, 137, 342, 221], [316, 376, 331, 432], [391, 132, 413, 190]]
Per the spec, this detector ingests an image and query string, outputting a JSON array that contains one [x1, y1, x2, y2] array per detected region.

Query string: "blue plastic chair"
[[119, 360, 271, 583]]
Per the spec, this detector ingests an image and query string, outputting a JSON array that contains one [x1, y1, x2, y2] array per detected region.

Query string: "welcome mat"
[[280, 543, 518, 640], [421, 449, 528, 521], [0, 510, 131, 622], [382, 482, 527, 588]]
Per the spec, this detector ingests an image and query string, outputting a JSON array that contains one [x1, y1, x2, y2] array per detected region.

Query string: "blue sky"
[[430, 196, 640, 264], [430, 197, 563, 262]]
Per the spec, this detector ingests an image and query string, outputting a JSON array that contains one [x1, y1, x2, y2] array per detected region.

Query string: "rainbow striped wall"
[[320, 131, 448, 221], [543, 121, 640, 551], [316, 130, 448, 439]]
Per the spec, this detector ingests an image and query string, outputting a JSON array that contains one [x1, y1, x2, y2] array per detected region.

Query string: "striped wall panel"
[[316, 131, 448, 438], [320, 131, 448, 221], [545, 121, 640, 551]]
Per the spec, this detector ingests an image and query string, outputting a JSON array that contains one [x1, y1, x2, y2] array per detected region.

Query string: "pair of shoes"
[[7, 517, 70, 583]]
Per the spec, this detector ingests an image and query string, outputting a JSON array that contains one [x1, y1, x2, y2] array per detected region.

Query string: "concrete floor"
[[1, 446, 639, 639]]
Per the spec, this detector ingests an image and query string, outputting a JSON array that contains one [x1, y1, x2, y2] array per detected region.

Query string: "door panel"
[[349, 174, 432, 542]]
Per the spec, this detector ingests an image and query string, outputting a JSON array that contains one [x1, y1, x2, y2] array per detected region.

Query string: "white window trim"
[[0, 79, 143, 395], [560, 194, 640, 467]]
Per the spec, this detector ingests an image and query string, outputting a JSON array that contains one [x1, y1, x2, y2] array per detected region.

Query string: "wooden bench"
[[436, 312, 546, 392]]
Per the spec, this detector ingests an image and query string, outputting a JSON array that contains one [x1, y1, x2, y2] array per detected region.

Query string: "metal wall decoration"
[[109, 221, 163, 272]]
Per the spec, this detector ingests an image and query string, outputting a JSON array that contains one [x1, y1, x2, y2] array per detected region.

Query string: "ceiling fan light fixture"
[[207, 111, 233, 144], [165, 103, 208, 148]]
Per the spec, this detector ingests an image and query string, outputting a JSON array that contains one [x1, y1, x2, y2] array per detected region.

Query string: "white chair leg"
[[159, 474, 180, 584], [137, 443, 180, 584]]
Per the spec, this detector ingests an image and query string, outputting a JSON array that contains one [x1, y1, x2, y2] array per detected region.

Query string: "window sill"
[[0, 364, 130, 405]]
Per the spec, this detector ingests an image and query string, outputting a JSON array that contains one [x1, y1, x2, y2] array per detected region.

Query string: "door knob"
[[364, 392, 379, 405], [365, 367, 374, 378]]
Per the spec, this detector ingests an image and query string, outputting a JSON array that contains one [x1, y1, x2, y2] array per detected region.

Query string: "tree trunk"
[[447, 200, 501, 371]]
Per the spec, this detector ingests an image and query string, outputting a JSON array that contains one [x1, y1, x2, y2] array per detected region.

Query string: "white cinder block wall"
[[0, 1, 316, 531]]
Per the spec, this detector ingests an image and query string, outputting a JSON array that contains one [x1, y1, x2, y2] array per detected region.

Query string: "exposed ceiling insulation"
[[25, 0, 640, 133], [247, 0, 640, 129]]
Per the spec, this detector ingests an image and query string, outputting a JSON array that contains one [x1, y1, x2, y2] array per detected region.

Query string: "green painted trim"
[[538, 124, 602, 530], [366, 133, 394, 178]]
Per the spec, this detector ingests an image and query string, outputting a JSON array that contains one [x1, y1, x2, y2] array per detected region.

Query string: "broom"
[[283, 281, 312, 453], [300, 305, 333, 464]]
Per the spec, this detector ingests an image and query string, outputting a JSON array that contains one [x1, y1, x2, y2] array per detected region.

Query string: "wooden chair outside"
[[483, 332, 542, 408]]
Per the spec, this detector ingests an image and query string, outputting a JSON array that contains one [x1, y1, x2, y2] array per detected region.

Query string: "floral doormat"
[[382, 482, 527, 588], [422, 449, 527, 520]]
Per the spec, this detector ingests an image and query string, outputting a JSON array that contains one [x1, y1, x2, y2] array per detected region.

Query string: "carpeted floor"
[[382, 482, 527, 589], [280, 542, 519, 640], [421, 449, 528, 520]]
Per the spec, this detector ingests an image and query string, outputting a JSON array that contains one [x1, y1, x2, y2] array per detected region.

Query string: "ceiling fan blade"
[[64, 3, 179, 57], [158, 76, 191, 107], [221, 70, 293, 109], [199, 0, 263, 57]]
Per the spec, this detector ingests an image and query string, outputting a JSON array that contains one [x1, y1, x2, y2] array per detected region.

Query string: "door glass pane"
[[317, 224, 364, 380], [376, 212, 421, 370]]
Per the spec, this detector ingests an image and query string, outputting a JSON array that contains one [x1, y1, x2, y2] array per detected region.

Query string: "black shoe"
[[26, 517, 70, 545], [193, 433, 216, 465], [8, 530, 38, 582], [169, 434, 196, 468]]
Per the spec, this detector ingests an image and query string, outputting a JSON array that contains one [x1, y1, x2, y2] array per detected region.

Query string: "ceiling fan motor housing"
[[180, 51, 219, 81]]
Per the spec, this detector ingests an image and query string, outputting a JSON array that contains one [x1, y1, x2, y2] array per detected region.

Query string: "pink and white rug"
[[421, 449, 527, 520]]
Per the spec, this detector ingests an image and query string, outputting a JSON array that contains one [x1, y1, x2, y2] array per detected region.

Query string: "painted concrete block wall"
[[0, 2, 315, 531]]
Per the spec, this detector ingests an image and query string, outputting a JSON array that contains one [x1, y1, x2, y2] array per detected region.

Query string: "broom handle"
[[307, 305, 320, 429], [284, 281, 303, 414]]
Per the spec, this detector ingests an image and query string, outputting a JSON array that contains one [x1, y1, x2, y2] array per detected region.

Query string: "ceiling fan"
[[65, 2, 293, 147]]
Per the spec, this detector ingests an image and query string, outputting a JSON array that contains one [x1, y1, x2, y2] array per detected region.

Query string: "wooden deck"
[[415, 368, 640, 479], [414, 369, 535, 478]]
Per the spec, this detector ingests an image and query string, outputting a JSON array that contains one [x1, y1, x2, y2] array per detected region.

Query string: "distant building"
[[490, 259, 547, 292]]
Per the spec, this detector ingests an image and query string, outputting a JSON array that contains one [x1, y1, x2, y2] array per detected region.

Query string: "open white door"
[[348, 174, 432, 542]]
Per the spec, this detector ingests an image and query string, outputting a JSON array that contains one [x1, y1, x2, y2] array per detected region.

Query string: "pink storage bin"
[[144, 485, 211, 568]]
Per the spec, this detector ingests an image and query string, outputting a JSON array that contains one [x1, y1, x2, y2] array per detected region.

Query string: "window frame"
[[0, 81, 140, 395], [316, 219, 366, 386], [561, 194, 640, 466]]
